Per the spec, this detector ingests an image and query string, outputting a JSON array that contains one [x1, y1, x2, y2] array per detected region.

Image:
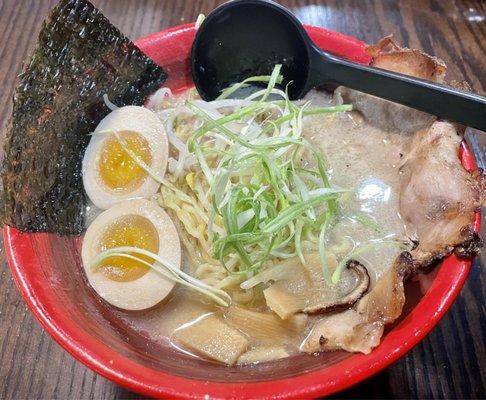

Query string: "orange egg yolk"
[[99, 131, 152, 192], [98, 214, 159, 282]]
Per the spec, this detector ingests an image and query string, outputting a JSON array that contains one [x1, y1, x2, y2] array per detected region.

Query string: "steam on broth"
[[80, 62, 479, 365]]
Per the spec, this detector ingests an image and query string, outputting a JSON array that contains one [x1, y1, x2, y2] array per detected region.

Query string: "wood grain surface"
[[0, 0, 485, 399]]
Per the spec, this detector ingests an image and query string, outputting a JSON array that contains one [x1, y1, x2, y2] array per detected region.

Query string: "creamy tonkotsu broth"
[[81, 69, 415, 366]]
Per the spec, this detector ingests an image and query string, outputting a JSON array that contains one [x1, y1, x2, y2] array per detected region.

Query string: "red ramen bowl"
[[4, 23, 481, 399]]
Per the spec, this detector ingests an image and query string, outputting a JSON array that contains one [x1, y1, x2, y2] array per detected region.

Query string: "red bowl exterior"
[[3, 23, 481, 399]]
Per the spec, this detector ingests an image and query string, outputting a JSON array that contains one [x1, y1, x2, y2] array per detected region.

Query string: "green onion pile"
[[160, 65, 353, 286]]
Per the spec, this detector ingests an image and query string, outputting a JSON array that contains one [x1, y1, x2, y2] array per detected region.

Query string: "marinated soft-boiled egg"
[[82, 198, 181, 310], [83, 106, 168, 209]]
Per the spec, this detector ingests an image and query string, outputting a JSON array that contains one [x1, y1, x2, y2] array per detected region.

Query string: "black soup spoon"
[[191, 0, 486, 131]]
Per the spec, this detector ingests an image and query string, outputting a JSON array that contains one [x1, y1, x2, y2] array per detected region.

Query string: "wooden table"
[[0, 0, 484, 398]]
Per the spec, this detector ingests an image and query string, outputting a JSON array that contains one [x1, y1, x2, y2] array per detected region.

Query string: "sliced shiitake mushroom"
[[303, 260, 370, 314]]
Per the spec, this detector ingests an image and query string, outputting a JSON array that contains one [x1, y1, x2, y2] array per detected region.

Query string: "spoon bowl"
[[192, 0, 311, 100], [192, 0, 486, 130]]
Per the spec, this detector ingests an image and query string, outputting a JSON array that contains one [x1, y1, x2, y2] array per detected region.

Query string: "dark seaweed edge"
[[2, 0, 167, 235]]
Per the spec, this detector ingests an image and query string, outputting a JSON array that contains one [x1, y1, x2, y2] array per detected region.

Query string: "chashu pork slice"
[[336, 36, 445, 134], [400, 121, 485, 269]]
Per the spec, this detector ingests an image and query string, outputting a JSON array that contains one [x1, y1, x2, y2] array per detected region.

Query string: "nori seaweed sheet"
[[2, 0, 167, 235]]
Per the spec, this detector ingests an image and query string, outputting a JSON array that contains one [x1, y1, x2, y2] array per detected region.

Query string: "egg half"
[[81, 198, 181, 310], [82, 105, 168, 210]]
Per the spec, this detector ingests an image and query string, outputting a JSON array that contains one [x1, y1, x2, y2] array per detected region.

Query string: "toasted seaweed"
[[2, 0, 167, 235]]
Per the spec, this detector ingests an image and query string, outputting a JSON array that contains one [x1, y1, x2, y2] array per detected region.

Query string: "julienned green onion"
[[318, 211, 333, 282], [352, 212, 382, 233], [90, 246, 231, 306], [179, 64, 355, 281], [195, 13, 205, 28], [216, 64, 284, 100]]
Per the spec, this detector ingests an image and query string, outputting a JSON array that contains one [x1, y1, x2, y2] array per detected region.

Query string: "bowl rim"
[[4, 22, 481, 399]]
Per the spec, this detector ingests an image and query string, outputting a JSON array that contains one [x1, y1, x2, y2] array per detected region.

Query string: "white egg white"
[[82, 105, 168, 209], [82, 198, 181, 311]]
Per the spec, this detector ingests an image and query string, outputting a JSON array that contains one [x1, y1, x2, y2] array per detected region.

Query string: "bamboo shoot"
[[173, 313, 249, 365], [263, 281, 305, 319], [238, 346, 289, 364], [225, 306, 307, 342]]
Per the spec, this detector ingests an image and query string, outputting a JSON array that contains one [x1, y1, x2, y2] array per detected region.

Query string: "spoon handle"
[[315, 51, 486, 131]]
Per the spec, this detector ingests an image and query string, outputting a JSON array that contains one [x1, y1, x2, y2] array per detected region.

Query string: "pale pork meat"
[[337, 36, 446, 134]]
